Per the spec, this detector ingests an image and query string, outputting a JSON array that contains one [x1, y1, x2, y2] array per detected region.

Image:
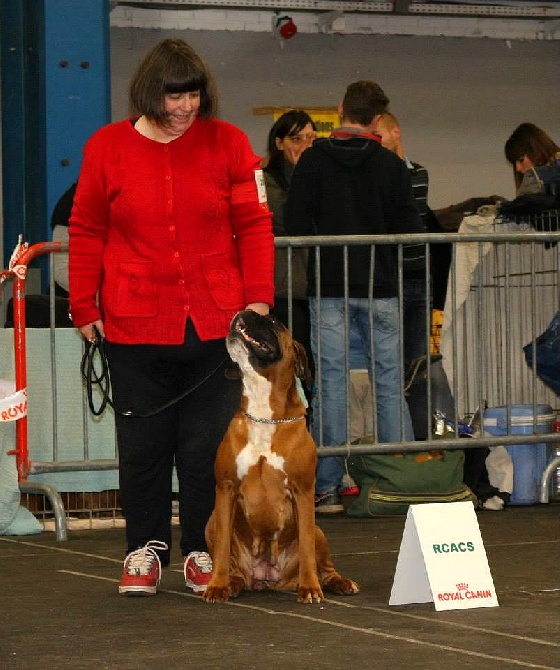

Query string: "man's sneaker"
[[118, 540, 168, 596], [315, 491, 344, 514], [184, 551, 213, 594]]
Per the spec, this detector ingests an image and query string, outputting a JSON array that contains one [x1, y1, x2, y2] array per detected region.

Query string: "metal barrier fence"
[[1, 220, 560, 540]]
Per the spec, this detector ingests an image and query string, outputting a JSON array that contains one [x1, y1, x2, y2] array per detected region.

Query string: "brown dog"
[[203, 310, 359, 604]]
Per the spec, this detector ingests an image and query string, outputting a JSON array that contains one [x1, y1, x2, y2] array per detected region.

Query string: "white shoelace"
[[188, 551, 212, 572], [124, 540, 169, 576]]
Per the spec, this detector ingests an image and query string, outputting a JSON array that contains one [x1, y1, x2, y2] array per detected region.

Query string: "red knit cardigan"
[[69, 117, 274, 344]]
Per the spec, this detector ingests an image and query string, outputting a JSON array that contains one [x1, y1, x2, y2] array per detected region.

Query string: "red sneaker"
[[118, 540, 168, 596], [184, 551, 213, 594]]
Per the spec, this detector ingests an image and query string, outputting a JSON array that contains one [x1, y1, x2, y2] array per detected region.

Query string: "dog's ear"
[[293, 340, 312, 388]]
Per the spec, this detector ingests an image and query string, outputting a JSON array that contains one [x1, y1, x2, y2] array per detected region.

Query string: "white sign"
[[389, 501, 499, 611], [0, 384, 27, 423]]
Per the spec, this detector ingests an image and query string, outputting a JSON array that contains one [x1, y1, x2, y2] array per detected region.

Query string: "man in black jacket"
[[284, 81, 423, 513]]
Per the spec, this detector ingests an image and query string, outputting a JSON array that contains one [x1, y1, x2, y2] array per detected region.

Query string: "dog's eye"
[[267, 315, 281, 327]]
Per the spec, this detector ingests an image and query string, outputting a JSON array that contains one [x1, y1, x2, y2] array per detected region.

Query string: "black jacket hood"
[[313, 135, 383, 169]]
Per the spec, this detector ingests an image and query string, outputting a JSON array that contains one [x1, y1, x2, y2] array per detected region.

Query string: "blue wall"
[[1, 0, 110, 282]]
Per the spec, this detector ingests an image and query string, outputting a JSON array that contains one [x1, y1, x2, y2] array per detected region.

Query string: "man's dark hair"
[[341, 81, 389, 126]]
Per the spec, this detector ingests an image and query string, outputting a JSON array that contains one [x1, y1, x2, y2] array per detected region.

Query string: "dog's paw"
[[203, 576, 245, 603], [296, 586, 324, 604], [228, 575, 245, 598], [322, 575, 360, 596], [202, 584, 231, 603]]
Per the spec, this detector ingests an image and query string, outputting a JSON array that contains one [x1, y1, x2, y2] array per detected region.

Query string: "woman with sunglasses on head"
[[263, 110, 317, 380]]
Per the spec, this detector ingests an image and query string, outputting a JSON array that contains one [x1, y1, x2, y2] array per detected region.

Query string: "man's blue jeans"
[[350, 275, 431, 371], [310, 296, 414, 495]]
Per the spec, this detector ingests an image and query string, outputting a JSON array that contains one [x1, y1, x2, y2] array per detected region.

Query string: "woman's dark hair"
[[505, 122, 559, 188], [265, 110, 316, 184], [128, 39, 218, 122]]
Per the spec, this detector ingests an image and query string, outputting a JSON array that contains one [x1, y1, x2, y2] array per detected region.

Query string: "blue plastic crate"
[[483, 404, 555, 505]]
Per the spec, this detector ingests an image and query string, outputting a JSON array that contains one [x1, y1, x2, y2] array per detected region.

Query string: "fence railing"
[[1, 223, 560, 540]]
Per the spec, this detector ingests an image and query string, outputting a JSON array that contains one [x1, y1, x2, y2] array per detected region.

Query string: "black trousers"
[[104, 320, 240, 566]]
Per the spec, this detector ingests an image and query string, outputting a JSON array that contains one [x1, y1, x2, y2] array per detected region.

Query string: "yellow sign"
[[253, 106, 339, 138]]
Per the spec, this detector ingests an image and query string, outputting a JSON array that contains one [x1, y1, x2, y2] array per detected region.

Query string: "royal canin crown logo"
[[456, 583, 468, 591]]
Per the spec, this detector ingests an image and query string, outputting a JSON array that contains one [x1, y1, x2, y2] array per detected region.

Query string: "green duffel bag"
[[346, 439, 475, 517]]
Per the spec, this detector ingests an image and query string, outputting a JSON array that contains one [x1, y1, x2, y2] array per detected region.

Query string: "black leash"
[[80, 332, 228, 418]]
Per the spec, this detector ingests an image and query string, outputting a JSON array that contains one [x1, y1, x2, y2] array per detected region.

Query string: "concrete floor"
[[1, 503, 559, 670]]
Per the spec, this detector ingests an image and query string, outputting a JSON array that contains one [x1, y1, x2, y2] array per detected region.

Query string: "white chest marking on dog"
[[229, 341, 286, 480]]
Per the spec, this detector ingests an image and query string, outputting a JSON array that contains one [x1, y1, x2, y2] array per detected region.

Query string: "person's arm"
[[228, 130, 275, 310], [393, 159, 424, 234], [409, 162, 429, 231], [263, 171, 287, 237], [68, 132, 109, 330]]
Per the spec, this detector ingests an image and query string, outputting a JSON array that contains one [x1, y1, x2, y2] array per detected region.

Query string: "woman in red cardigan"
[[69, 39, 274, 597]]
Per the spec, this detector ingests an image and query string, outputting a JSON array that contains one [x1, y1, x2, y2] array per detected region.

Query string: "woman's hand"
[[79, 319, 105, 343], [245, 302, 270, 316]]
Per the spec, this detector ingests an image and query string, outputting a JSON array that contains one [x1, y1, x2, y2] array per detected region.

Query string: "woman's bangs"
[[505, 141, 523, 164], [163, 69, 205, 94], [288, 121, 307, 137]]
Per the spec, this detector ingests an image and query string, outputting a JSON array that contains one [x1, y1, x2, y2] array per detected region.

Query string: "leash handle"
[[80, 338, 229, 418]]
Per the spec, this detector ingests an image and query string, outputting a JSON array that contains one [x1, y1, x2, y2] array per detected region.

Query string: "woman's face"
[[162, 91, 201, 136], [514, 154, 535, 174], [275, 123, 316, 165]]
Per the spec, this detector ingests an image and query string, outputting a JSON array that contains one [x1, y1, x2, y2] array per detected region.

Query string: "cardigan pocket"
[[202, 253, 244, 310], [114, 261, 157, 317]]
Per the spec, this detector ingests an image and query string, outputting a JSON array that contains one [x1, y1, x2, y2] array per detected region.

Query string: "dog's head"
[[227, 310, 311, 388]]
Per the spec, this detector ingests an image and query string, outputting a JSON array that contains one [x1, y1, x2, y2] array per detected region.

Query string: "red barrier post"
[[3, 241, 64, 480]]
